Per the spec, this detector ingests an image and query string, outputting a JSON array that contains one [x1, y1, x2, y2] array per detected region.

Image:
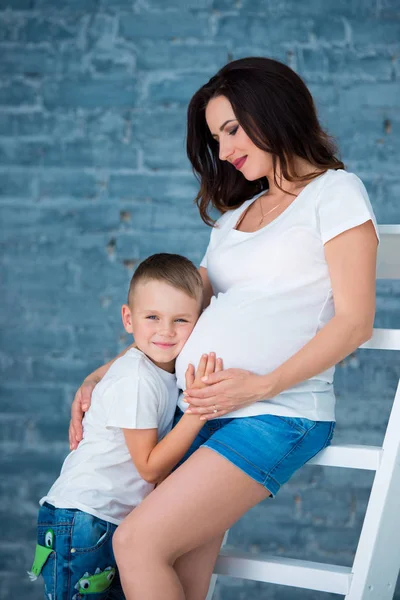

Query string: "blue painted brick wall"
[[0, 1, 399, 598]]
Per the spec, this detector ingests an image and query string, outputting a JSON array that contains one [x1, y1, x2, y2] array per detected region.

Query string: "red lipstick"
[[233, 156, 247, 169]]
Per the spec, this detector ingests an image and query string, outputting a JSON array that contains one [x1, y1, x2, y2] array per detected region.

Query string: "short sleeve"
[[200, 211, 234, 269], [200, 242, 210, 269], [105, 375, 160, 430], [316, 173, 379, 245]]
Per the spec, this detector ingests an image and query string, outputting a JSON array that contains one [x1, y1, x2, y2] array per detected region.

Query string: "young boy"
[[29, 253, 220, 600]]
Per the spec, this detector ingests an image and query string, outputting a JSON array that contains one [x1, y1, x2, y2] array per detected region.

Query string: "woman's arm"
[[69, 343, 135, 449], [123, 354, 221, 483], [184, 221, 378, 419]]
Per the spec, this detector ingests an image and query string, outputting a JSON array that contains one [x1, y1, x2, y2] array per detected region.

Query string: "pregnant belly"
[[175, 292, 315, 391]]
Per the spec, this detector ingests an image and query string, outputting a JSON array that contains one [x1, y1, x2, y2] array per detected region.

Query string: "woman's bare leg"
[[174, 533, 225, 600], [113, 447, 270, 600]]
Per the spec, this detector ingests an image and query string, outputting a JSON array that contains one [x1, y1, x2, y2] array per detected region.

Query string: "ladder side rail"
[[345, 380, 400, 600]]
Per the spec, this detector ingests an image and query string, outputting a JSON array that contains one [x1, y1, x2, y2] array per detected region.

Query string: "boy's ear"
[[121, 304, 133, 334]]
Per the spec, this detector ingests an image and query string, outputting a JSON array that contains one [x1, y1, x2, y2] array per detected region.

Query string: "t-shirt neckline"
[[231, 170, 330, 236], [128, 347, 176, 382]]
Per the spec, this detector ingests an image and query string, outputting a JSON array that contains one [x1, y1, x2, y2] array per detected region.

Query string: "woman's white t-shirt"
[[176, 169, 379, 422]]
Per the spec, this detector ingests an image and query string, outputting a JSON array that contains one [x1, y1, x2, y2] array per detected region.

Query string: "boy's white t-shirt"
[[41, 348, 178, 525], [176, 169, 379, 422]]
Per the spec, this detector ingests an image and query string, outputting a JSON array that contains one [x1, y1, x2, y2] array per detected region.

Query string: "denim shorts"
[[173, 408, 335, 496], [33, 502, 125, 600]]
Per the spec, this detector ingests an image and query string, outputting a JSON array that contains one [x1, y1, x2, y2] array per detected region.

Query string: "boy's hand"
[[69, 378, 97, 450], [185, 352, 223, 391], [183, 354, 222, 426]]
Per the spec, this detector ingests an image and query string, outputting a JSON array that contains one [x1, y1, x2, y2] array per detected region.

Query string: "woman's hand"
[[68, 378, 98, 450], [184, 368, 275, 420]]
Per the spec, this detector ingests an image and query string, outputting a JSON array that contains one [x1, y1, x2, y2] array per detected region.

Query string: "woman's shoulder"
[[314, 169, 377, 243], [314, 169, 370, 208], [321, 168, 366, 192]]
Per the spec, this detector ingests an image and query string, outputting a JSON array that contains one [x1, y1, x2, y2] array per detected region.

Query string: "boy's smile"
[[121, 279, 201, 373]]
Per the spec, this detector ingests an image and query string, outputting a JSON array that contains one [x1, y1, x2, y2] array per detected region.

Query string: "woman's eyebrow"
[[219, 119, 236, 131], [212, 119, 237, 138]]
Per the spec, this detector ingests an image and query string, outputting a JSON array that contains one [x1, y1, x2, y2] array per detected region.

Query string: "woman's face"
[[205, 95, 273, 180]]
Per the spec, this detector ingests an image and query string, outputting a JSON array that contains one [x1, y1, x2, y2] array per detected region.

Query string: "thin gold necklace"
[[257, 193, 284, 226]]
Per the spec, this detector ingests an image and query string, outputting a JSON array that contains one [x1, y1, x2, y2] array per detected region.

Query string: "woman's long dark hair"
[[187, 57, 344, 225]]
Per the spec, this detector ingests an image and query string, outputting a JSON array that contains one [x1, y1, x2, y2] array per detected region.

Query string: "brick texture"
[[0, 1, 399, 598]]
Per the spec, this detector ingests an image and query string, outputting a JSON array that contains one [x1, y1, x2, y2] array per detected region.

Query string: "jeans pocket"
[[71, 512, 113, 554]]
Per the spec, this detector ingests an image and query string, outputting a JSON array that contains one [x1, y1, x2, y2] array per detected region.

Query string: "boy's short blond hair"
[[127, 253, 203, 306]]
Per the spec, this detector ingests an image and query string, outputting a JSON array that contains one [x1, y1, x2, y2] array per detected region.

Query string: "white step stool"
[[207, 225, 400, 599]]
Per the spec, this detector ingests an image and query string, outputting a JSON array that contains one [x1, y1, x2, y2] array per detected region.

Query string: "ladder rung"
[[361, 328, 400, 351], [307, 444, 382, 470], [214, 549, 352, 594], [377, 227, 400, 279]]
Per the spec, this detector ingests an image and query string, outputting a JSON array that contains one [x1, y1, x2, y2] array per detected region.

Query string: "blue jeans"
[[35, 502, 125, 600], [173, 408, 335, 496]]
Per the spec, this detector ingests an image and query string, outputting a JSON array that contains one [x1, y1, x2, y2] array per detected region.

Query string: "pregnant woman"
[[70, 57, 379, 599]]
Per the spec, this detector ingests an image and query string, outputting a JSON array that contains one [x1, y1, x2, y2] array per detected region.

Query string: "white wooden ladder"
[[207, 225, 400, 599]]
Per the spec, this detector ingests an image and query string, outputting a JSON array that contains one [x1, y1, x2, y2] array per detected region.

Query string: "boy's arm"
[[122, 354, 221, 484], [122, 413, 203, 484]]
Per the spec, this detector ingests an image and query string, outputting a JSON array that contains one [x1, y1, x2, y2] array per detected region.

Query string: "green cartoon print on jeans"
[[72, 566, 116, 598], [28, 528, 116, 596], [27, 529, 54, 581]]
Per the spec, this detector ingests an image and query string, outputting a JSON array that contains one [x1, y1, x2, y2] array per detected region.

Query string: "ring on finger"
[[213, 404, 218, 414]]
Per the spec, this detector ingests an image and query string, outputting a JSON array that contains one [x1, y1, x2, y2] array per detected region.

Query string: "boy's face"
[[122, 279, 201, 373]]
